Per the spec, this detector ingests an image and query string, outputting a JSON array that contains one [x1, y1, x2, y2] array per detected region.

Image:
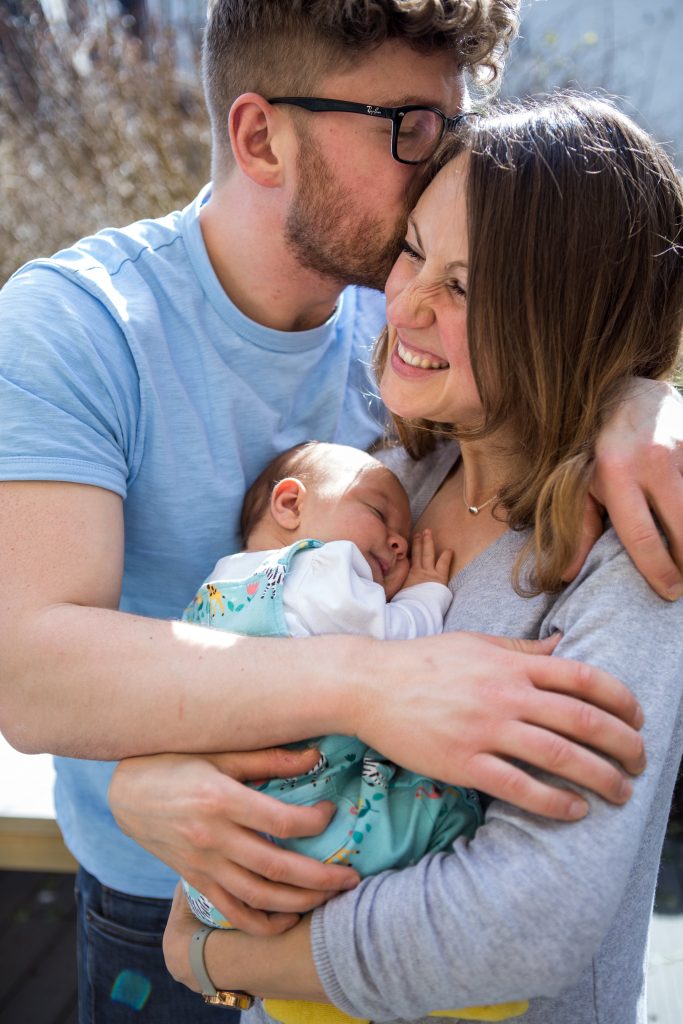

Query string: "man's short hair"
[[203, 0, 521, 176]]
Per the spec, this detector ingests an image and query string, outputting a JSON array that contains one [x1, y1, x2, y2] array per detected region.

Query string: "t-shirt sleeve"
[[0, 264, 141, 496], [310, 532, 683, 1020], [283, 541, 449, 639]]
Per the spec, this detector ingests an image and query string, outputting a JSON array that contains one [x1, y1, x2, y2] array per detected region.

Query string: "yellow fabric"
[[263, 997, 529, 1023]]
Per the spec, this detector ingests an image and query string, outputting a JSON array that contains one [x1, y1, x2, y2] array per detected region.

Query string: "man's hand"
[[352, 631, 645, 821], [577, 380, 683, 600], [109, 747, 360, 936]]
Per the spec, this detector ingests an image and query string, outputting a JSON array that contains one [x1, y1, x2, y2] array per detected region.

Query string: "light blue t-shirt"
[[0, 187, 387, 896]]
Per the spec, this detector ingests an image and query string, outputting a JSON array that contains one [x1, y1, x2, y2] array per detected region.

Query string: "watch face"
[[204, 991, 254, 1010]]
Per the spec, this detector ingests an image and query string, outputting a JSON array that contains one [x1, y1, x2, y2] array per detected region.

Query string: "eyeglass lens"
[[397, 109, 444, 162]]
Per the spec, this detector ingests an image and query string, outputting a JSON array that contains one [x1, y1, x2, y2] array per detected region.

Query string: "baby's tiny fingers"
[[436, 548, 454, 579]]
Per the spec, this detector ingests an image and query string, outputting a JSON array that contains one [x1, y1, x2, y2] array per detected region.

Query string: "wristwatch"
[[190, 925, 255, 1010]]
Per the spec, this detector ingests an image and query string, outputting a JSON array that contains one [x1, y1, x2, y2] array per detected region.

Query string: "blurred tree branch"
[[0, 1, 210, 284]]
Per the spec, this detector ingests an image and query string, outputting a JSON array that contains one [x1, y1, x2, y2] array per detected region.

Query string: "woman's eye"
[[399, 239, 423, 262], [448, 279, 467, 299]]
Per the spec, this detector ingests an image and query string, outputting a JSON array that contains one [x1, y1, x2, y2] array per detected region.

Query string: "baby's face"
[[301, 462, 412, 598]]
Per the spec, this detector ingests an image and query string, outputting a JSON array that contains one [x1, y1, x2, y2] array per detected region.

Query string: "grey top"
[[302, 443, 683, 1024]]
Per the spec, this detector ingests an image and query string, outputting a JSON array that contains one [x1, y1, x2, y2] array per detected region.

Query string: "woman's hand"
[[109, 747, 360, 936], [571, 379, 683, 599], [163, 882, 326, 1001], [163, 882, 205, 992]]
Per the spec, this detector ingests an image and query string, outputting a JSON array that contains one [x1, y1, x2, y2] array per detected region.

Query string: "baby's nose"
[[390, 533, 408, 558]]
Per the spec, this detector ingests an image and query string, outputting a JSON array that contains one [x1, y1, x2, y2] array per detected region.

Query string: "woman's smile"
[[396, 336, 449, 371]]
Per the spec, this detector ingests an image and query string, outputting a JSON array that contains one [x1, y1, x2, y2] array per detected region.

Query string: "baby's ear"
[[271, 478, 305, 530]]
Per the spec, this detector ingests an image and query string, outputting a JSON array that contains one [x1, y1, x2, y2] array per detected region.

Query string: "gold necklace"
[[462, 487, 498, 516]]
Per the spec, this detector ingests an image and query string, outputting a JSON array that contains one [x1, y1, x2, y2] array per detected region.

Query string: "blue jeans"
[[75, 867, 241, 1024]]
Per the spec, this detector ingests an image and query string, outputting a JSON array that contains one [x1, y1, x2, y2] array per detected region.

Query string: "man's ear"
[[271, 478, 306, 530], [229, 93, 291, 188]]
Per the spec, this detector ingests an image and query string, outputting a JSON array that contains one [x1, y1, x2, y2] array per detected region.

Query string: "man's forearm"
[[1, 604, 359, 759]]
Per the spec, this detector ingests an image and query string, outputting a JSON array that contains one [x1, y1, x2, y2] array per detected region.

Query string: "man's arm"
[[579, 379, 683, 599], [163, 532, 683, 1017], [2, 479, 644, 936]]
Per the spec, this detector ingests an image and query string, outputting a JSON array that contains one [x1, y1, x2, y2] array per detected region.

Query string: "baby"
[[182, 441, 527, 1024]]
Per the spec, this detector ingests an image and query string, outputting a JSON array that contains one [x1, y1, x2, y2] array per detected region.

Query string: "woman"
[[163, 93, 683, 1023]]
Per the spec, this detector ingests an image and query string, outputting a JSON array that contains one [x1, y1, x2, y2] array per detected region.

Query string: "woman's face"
[[380, 153, 482, 428]]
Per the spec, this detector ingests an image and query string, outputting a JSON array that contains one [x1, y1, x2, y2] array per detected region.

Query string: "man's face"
[[284, 40, 466, 290]]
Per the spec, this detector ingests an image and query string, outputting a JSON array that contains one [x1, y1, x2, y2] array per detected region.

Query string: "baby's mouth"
[[397, 338, 449, 370]]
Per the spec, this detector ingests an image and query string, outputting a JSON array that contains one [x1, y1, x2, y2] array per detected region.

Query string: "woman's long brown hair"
[[375, 94, 683, 594]]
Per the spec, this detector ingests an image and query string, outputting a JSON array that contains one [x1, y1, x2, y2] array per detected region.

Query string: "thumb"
[[206, 745, 321, 783], [470, 632, 561, 656]]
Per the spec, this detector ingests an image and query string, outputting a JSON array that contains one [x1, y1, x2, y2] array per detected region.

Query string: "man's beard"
[[284, 128, 407, 291]]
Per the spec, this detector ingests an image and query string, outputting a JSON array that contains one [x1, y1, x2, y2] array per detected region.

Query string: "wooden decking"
[[0, 870, 77, 1024]]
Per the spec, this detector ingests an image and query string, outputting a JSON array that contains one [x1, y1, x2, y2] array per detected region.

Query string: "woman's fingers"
[[203, 816, 359, 897], [193, 843, 345, 916], [206, 745, 325, 783]]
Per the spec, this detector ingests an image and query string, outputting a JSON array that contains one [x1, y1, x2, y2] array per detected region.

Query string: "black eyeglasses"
[[268, 97, 475, 165]]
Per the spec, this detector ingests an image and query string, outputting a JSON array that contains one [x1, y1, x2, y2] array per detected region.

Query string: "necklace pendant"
[[467, 505, 479, 515]]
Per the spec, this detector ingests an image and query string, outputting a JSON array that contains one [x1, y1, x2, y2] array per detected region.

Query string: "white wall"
[[502, 0, 682, 167]]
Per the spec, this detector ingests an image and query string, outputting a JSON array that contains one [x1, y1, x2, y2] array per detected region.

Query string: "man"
[[0, 2, 681, 1022]]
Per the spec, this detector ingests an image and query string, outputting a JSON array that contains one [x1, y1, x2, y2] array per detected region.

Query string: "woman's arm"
[[162, 532, 682, 1017], [163, 887, 325, 1001]]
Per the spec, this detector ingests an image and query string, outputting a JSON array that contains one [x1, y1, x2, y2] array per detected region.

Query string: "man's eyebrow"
[[379, 96, 447, 109]]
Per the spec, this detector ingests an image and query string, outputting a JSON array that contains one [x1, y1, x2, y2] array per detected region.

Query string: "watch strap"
[[189, 925, 255, 1010]]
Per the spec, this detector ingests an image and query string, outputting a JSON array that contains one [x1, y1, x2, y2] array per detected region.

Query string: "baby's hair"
[[240, 441, 324, 544]]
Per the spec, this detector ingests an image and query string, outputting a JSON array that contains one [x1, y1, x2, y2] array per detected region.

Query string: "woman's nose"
[[386, 282, 435, 329]]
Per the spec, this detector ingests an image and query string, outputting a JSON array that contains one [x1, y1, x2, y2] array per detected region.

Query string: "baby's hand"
[[403, 529, 453, 589]]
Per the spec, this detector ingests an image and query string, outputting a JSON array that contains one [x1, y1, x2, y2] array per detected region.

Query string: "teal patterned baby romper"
[[181, 539, 482, 929]]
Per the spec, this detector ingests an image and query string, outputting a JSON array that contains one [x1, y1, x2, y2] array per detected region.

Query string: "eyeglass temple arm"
[[444, 112, 479, 132], [268, 97, 394, 118]]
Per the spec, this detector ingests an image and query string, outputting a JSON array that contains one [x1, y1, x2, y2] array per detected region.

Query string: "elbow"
[[0, 680, 48, 754], [0, 633, 51, 754]]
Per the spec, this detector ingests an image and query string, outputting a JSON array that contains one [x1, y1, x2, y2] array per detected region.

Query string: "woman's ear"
[[271, 478, 306, 530], [229, 93, 291, 188]]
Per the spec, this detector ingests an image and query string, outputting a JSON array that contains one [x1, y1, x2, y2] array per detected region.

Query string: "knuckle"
[[572, 661, 593, 695], [261, 854, 290, 885], [576, 699, 601, 737], [595, 448, 630, 482], [179, 818, 215, 852], [240, 882, 266, 910], [266, 805, 296, 841], [646, 441, 675, 472], [544, 734, 573, 771], [193, 781, 229, 819], [626, 522, 661, 551], [497, 766, 528, 804]]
